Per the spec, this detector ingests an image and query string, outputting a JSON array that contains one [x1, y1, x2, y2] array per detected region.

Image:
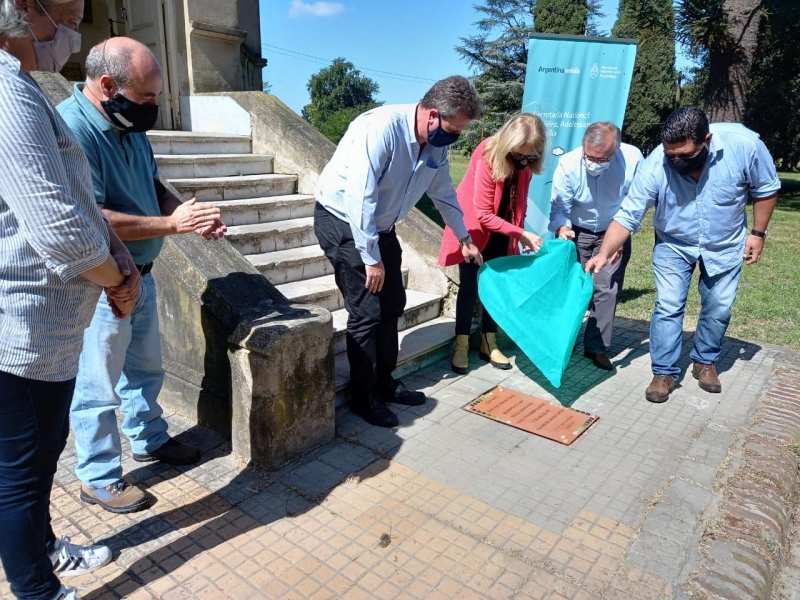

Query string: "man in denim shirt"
[[586, 107, 780, 403]]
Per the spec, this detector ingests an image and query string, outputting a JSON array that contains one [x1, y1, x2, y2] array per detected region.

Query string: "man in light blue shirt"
[[549, 122, 643, 370], [315, 75, 483, 427], [586, 107, 780, 403]]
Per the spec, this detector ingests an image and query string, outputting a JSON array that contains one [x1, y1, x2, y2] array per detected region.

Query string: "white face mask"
[[28, 0, 81, 73], [585, 159, 611, 177]]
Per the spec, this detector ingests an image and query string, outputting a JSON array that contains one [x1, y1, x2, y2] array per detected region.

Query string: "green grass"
[[616, 173, 800, 350], [417, 154, 470, 227]]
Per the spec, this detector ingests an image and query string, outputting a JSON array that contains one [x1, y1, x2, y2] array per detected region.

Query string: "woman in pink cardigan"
[[439, 113, 547, 374]]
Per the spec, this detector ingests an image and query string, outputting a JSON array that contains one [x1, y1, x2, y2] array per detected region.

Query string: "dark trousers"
[[574, 226, 632, 353], [314, 204, 406, 404], [0, 369, 74, 600], [455, 233, 510, 336]]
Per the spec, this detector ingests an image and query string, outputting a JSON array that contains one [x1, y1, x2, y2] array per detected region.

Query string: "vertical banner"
[[521, 34, 637, 236]]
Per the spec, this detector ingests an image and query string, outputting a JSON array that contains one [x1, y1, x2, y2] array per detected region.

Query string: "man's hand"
[[557, 226, 575, 241], [170, 198, 222, 234], [585, 252, 613, 274], [519, 231, 543, 253], [198, 218, 228, 240], [744, 234, 765, 265], [461, 242, 483, 266], [107, 239, 141, 309], [106, 295, 137, 319], [365, 261, 385, 294]]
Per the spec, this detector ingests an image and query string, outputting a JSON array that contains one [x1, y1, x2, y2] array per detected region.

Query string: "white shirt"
[[315, 103, 468, 265]]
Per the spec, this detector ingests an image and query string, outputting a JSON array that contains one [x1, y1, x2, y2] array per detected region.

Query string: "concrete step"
[[218, 194, 316, 227], [155, 154, 274, 179], [170, 174, 298, 202], [250, 245, 333, 285], [275, 269, 410, 314], [226, 217, 316, 255], [331, 290, 442, 354], [147, 131, 251, 155], [334, 317, 456, 406]]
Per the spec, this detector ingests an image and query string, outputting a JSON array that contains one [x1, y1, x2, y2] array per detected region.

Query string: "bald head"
[[85, 37, 162, 104]]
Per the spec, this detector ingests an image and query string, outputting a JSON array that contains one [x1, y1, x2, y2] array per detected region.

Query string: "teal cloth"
[[477, 239, 594, 388]]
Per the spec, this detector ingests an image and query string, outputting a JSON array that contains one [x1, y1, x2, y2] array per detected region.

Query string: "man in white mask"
[[549, 122, 643, 370]]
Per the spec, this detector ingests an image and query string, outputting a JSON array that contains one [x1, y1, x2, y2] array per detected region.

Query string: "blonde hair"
[[483, 113, 547, 182]]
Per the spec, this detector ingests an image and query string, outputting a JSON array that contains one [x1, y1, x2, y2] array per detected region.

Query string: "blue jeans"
[[71, 273, 169, 489], [0, 370, 72, 600], [650, 243, 742, 379]]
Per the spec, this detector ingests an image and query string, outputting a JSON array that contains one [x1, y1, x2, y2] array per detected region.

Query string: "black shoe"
[[350, 396, 399, 428], [377, 379, 426, 406], [133, 437, 201, 465], [584, 351, 613, 371]]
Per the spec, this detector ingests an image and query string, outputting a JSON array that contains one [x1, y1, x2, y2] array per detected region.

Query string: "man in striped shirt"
[[58, 37, 227, 514]]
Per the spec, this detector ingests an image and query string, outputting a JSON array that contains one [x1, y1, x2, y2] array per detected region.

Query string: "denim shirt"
[[614, 124, 781, 276], [315, 104, 468, 265]]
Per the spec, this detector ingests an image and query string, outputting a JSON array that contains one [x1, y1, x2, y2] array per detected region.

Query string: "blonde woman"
[[439, 113, 547, 374]]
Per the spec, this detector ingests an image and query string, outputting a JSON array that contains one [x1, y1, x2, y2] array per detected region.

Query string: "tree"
[[743, 0, 800, 170], [612, 0, 676, 153], [534, 0, 588, 34], [676, 0, 767, 122], [454, 0, 605, 154], [302, 59, 381, 143], [263, 80, 272, 94], [454, 1, 536, 153]]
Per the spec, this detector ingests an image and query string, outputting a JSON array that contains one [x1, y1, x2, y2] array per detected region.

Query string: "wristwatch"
[[459, 234, 474, 247], [750, 229, 768, 239]]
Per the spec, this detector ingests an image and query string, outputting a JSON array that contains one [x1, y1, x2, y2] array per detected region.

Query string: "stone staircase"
[[148, 130, 457, 405]]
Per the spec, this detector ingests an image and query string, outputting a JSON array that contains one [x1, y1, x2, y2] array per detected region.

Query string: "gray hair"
[[420, 75, 481, 120], [0, 0, 72, 38], [85, 41, 136, 89], [583, 122, 621, 150]]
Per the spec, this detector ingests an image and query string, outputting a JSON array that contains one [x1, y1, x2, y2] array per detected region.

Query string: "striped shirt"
[[0, 50, 110, 382]]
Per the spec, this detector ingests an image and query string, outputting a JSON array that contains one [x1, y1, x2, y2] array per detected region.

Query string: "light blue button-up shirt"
[[549, 143, 643, 233], [315, 104, 468, 265], [614, 123, 781, 276]]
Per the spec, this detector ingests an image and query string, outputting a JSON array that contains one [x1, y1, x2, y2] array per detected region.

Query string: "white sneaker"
[[51, 586, 81, 600], [49, 536, 112, 577]]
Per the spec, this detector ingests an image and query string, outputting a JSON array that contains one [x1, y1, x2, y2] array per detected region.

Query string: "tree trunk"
[[705, 0, 765, 122]]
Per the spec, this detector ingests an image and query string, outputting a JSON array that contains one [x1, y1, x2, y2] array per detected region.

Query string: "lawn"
[[425, 159, 800, 351]]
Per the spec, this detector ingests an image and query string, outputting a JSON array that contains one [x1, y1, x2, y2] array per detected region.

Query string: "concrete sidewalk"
[[2, 317, 798, 600]]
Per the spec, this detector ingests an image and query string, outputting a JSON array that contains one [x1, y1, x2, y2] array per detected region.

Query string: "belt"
[[136, 262, 154, 276], [573, 225, 607, 236]]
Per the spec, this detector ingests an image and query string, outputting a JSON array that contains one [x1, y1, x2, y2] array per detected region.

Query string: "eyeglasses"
[[510, 151, 541, 163], [583, 153, 614, 164]]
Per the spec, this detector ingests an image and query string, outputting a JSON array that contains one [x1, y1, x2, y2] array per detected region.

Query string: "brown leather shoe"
[[692, 362, 722, 393], [645, 375, 676, 403], [80, 480, 149, 514], [133, 437, 200, 465], [584, 351, 613, 371]]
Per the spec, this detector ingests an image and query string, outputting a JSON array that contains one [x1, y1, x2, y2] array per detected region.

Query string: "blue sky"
[[260, 0, 693, 115]]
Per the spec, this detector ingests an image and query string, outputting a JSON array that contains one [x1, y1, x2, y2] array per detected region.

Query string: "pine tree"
[[534, 0, 589, 35], [612, 0, 676, 153]]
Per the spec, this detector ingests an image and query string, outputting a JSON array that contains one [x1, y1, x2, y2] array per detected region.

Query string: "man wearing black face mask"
[[314, 75, 483, 428], [56, 37, 228, 514], [585, 107, 780, 404]]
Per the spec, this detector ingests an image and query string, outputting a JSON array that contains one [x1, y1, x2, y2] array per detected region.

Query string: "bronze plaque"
[[463, 386, 599, 446]]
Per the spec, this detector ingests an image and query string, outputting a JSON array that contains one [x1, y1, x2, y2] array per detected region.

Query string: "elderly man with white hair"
[[549, 122, 644, 370]]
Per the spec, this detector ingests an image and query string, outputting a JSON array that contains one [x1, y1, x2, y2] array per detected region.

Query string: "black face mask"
[[669, 145, 709, 176], [427, 116, 460, 147], [101, 93, 159, 133]]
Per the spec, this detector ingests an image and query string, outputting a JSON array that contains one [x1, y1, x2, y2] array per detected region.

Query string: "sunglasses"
[[510, 151, 541, 163]]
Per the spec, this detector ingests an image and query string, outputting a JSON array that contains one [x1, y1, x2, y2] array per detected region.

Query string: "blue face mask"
[[428, 115, 460, 147]]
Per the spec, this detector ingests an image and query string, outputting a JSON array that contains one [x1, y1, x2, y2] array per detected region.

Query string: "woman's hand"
[[519, 231, 543, 253]]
